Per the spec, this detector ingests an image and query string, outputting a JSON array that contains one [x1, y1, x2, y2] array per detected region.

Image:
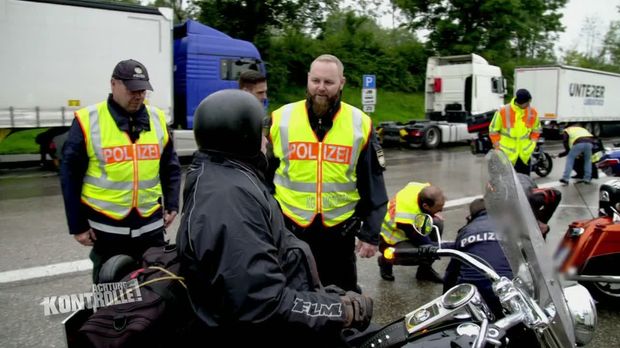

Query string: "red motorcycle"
[[556, 179, 620, 305]]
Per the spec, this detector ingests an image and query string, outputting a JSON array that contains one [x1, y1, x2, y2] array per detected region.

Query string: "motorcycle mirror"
[[412, 214, 433, 236]]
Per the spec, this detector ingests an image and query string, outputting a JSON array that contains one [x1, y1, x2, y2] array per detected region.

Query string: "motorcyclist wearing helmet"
[[176, 90, 373, 347]]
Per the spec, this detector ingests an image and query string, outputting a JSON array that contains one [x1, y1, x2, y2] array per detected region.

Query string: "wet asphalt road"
[[1, 137, 619, 347]]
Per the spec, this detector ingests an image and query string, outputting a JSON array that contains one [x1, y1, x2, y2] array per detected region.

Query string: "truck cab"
[[380, 54, 505, 149], [172, 20, 265, 156]]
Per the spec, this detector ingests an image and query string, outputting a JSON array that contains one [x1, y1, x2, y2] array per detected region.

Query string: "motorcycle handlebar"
[[384, 247, 501, 282]]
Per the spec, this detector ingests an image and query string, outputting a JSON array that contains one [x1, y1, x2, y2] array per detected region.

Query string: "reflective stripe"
[[520, 134, 530, 140], [148, 106, 164, 150], [274, 174, 316, 192], [274, 174, 356, 193], [522, 141, 534, 152], [88, 219, 164, 237], [322, 200, 357, 220], [83, 195, 159, 216], [500, 144, 516, 153], [279, 104, 293, 178], [500, 131, 511, 137], [526, 107, 532, 126], [348, 108, 363, 180], [87, 105, 108, 180], [84, 176, 161, 190], [503, 105, 512, 132], [279, 200, 315, 221], [395, 212, 419, 220]]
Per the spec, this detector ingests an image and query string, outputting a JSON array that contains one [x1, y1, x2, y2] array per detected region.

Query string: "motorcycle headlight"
[[563, 284, 597, 346]]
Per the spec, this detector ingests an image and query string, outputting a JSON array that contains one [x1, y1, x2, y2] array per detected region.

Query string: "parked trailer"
[[0, 0, 265, 157], [515, 65, 620, 137]]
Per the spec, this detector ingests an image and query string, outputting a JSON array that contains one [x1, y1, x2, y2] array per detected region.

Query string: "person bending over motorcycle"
[[176, 90, 372, 347], [378, 183, 446, 283]]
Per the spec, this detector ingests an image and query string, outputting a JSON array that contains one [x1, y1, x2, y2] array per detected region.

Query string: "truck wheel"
[[534, 152, 553, 177], [581, 281, 620, 307], [592, 122, 602, 137], [584, 122, 594, 134], [423, 127, 441, 149]]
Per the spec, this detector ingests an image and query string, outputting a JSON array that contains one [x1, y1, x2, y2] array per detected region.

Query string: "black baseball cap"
[[515, 88, 532, 104], [111, 59, 153, 91]]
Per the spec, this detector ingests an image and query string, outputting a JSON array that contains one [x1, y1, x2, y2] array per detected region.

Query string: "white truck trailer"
[[0, 0, 265, 157], [379, 54, 506, 148], [515, 65, 620, 137], [0, 0, 174, 129]]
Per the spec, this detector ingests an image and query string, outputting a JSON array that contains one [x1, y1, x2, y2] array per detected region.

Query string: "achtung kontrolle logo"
[[40, 279, 142, 316]]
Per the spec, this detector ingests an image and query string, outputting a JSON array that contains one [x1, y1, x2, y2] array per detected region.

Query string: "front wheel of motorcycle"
[[581, 281, 620, 307], [534, 152, 553, 177]]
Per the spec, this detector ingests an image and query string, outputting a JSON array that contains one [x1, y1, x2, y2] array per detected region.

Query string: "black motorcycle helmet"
[[193, 89, 264, 158]]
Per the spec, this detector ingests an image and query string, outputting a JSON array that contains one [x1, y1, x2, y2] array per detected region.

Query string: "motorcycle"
[[555, 144, 620, 306], [64, 151, 596, 347], [596, 143, 620, 177], [354, 150, 596, 348]]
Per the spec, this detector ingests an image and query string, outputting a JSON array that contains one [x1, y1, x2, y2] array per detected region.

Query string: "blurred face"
[[423, 195, 446, 216], [111, 79, 146, 113], [244, 82, 268, 103], [307, 61, 345, 117], [516, 100, 530, 109]]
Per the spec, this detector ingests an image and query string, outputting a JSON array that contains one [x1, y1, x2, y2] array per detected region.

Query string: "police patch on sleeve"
[[376, 147, 386, 169]]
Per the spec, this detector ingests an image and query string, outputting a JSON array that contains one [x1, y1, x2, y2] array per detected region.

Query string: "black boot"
[[416, 265, 443, 283], [378, 256, 395, 281]]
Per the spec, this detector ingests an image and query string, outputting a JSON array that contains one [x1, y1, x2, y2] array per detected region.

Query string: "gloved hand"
[[324, 284, 346, 296], [340, 291, 373, 331], [418, 244, 439, 261]]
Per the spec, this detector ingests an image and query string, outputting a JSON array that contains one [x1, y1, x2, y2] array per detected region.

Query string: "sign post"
[[362, 74, 376, 114]]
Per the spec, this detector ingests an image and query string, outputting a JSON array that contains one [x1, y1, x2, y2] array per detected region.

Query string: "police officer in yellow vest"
[[60, 59, 181, 282], [269, 54, 388, 292], [558, 124, 596, 185], [378, 182, 446, 283], [489, 89, 541, 175]]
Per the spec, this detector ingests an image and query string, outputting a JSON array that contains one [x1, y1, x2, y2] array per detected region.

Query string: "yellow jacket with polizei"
[[75, 102, 168, 220], [488, 98, 541, 165], [380, 182, 430, 245], [270, 100, 372, 227]]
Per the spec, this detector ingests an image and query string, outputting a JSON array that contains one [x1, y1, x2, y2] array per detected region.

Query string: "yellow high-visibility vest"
[[380, 182, 429, 245], [489, 99, 541, 164], [270, 100, 372, 227], [564, 126, 601, 162], [565, 126, 593, 148], [75, 101, 168, 220]]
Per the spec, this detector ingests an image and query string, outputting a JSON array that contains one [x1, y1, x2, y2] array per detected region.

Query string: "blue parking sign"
[[363, 75, 376, 89]]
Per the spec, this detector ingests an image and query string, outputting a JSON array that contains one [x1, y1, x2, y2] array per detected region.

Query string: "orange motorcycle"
[[556, 180, 620, 305]]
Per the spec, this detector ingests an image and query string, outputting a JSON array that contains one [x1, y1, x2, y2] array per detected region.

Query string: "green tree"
[[146, 0, 198, 24], [602, 21, 620, 68], [194, 0, 338, 53], [391, 0, 566, 63]]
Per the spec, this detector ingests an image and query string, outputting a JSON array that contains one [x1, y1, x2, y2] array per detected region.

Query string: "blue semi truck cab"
[[173, 20, 266, 130], [171, 20, 266, 155]]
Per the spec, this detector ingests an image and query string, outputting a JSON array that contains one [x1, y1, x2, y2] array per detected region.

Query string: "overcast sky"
[[558, 0, 620, 54], [373, 0, 620, 55]]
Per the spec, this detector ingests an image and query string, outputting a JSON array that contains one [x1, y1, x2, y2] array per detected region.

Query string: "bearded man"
[[267, 54, 388, 293]]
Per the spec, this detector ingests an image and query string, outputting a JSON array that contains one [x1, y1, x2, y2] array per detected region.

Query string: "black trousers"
[[285, 218, 360, 293], [514, 158, 531, 176], [89, 227, 167, 283]]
